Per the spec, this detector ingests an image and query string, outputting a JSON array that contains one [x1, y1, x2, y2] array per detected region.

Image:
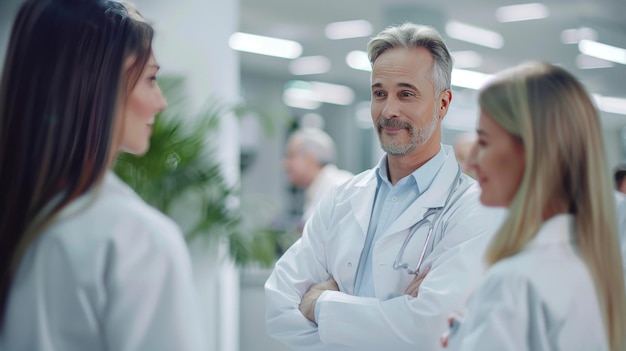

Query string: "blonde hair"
[[480, 62, 626, 350]]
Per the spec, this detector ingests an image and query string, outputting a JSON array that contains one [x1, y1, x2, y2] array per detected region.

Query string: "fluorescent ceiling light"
[[593, 94, 626, 115], [451, 68, 494, 90], [561, 27, 598, 44], [451, 51, 482, 68], [325, 20, 372, 40], [284, 80, 355, 106], [495, 3, 549, 22], [576, 54, 614, 69], [346, 50, 371, 71], [578, 40, 626, 65], [309, 81, 355, 105], [289, 56, 331, 75], [229, 32, 302, 59], [283, 81, 322, 109], [445, 21, 504, 49], [283, 92, 322, 110]]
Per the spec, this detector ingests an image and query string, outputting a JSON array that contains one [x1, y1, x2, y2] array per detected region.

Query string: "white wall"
[[131, 1, 241, 350]]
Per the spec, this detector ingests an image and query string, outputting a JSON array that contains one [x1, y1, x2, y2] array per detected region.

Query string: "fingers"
[[311, 277, 339, 292], [327, 277, 339, 291], [299, 277, 339, 323], [299, 290, 319, 322], [418, 265, 431, 277], [404, 278, 419, 297], [404, 265, 431, 297], [440, 330, 450, 348]]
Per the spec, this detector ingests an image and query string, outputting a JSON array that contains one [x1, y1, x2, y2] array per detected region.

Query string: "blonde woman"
[[444, 62, 626, 350]]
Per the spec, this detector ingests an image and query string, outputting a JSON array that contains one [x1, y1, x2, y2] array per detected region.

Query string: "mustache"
[[378, 118, 413, 130]]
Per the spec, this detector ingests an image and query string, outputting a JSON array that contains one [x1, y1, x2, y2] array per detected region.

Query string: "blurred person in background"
[[0, 0, 207, 350], [284, 127, 354, 233], [614, 163, 626, 195], [452, 132, 478, 179], [443, 62, 626, 351]]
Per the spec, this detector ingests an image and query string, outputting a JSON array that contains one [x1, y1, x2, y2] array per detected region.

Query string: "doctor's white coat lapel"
[[348, 172, 378, 236], [385, 149, 461, 236], [345, 147, 463, 298]]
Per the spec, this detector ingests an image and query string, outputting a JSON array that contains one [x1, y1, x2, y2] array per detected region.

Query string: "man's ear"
[[437, 89, 452, 119]]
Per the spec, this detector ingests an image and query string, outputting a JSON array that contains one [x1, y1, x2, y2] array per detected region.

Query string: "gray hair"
[[290, 128, 337, 165], [367, 23, 453, 95]]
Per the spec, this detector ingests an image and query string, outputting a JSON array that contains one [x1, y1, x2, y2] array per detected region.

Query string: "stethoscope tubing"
[[393, 166, 463, 275]]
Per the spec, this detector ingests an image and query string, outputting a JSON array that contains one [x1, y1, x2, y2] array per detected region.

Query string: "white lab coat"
[[265, 146, 504, 351], [0, 172, 207, 351], [447, 214, 608, 351]]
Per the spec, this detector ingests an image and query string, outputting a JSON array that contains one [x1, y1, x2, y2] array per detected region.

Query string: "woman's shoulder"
[[101, 172, 178, 226], [46, 172, 184, 255], [20, 173, 190, 291], [88, 172, 179, 233], [480, 235, 591, 305]]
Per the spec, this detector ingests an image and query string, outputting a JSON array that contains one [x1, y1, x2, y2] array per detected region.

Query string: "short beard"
[[377, 107, 439, 155]]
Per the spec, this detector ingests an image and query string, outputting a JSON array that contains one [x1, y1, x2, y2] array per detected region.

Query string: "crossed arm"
[[299, 268, 430, 323]]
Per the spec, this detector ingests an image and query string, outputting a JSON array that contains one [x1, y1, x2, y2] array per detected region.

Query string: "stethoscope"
[[392, 166, 462, 275]]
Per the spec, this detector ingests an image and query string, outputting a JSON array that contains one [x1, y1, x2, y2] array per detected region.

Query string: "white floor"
[[240, 267, 293, 351]]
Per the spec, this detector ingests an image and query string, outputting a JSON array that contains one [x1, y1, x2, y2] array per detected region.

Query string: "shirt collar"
[[529, 213, 575, 248], [375, 146, 446, 194]]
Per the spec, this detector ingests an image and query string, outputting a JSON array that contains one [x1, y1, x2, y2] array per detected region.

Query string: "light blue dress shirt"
[[353, 147, 446, 297]]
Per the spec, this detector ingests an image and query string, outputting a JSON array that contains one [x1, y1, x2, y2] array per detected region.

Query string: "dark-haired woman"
[[0, 1, 207, 350]]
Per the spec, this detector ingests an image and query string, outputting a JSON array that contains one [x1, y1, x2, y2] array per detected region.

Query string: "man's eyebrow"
[[397, 82, 418, 90], [371, 82, 419, 90]]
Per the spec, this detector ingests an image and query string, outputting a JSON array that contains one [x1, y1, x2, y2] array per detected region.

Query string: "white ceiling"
[[238, 0, 626, 128]]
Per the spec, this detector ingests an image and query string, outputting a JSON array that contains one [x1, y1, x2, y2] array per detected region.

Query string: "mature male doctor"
[[265, 23, 503, 351]]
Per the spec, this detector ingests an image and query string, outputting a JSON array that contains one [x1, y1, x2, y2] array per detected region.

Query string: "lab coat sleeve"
[[103, 216, 208, 351], [265, 186, 348, 351], [314, 196, 502, 350], [447, 268, 536, 351]]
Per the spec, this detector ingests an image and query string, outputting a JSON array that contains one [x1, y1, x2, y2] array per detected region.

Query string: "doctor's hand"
[[299, 278, 339, 323], [404, 266, 431, 297]]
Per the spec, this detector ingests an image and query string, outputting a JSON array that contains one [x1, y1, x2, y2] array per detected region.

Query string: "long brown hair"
[[481, 62, 626, 350], [0, 0, 154, 330]]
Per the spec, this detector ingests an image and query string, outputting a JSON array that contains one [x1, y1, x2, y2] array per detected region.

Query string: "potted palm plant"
[[114, 76, 286, 267]]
